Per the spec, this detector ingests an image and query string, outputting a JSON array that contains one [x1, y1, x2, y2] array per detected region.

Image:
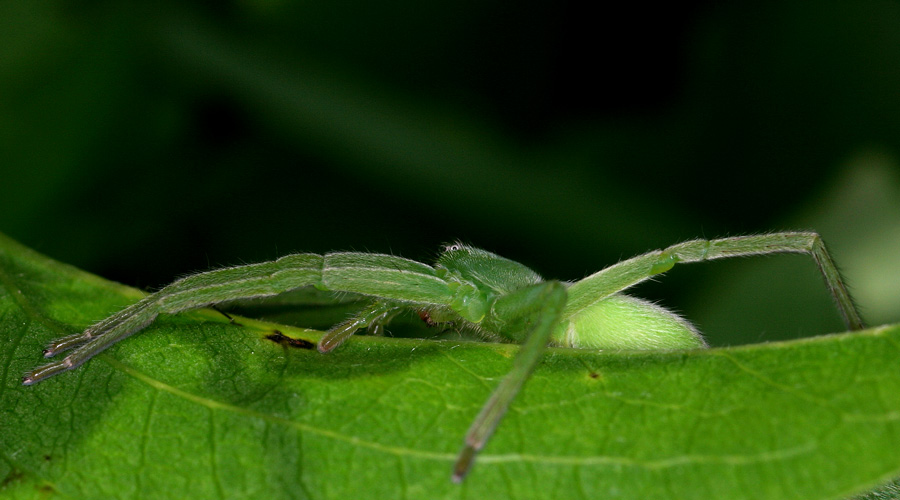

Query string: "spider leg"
[[317, 301, 402, 353], [565, 232, 863, 331], [24, 252, 454, 385], [452, 280, 567, 482]]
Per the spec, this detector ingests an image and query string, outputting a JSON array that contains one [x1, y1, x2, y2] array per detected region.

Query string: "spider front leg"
[[23, 252, 454, 385], [565, 231, 863, 332], [317, 301, 403, 353], [452, 280, 567, 482]]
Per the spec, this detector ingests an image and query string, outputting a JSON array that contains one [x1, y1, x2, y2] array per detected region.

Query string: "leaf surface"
[[1, 232, 898, 499]]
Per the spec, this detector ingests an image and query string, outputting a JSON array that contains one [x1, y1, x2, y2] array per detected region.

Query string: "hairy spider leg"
[[318, 301, 403, 353], [452, 280, 567, 482], [38, 257, 333, 361], [564, 232, 863, 331], [365, 305, 405, 337], [23, 252, 456, 385], [41, 295, 161, 357]]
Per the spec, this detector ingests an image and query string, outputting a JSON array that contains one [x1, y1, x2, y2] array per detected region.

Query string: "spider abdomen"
[[553, 293, 707, 350]]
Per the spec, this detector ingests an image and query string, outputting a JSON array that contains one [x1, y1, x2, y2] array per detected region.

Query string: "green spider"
[[23, 232, 864, 481]]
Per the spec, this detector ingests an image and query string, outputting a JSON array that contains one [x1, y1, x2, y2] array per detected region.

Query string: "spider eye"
[[444, 243, 464, 252]]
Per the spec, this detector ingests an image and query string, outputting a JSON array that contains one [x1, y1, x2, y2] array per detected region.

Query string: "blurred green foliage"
[[2, 0, 899, 346]]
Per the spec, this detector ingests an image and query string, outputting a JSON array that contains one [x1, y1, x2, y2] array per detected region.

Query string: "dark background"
[[2, 0, 899, 346]]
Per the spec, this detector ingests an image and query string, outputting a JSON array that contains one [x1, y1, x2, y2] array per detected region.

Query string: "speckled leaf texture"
[[1, 232, 899, 500]]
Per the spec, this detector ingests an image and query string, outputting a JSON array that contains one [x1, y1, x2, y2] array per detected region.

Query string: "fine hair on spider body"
[[23, 232, 864, 481]]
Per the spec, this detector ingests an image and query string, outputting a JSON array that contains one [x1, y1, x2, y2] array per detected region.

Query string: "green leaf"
[[1, 231, 899, 499]]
